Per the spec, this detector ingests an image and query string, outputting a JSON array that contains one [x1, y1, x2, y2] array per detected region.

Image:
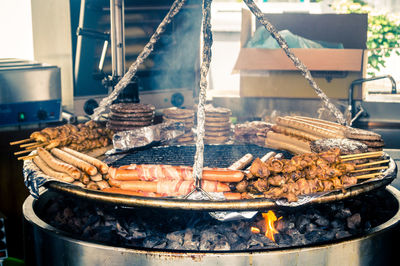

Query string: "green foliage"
[[332, 0, 400, 76]]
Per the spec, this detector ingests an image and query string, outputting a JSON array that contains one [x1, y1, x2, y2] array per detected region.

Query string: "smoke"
[[147, 0, 202, 93]]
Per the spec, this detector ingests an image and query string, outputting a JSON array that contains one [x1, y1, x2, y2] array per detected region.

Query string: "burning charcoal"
[[83, 214, 101, 228], [182, 228, 198, 250], [335, 230, 351, 239], [153, 241, 167, 249], [363, 221, 372, 231], [347, 213, 361, 230], [275, 233, 293, 246], [95, 226, 116, 242], [127, 223, 147, 239], [166, 241, 183, 250], [233, 223, 252, 240], [200, 229, 219, 244], [199, 239, 212, 250], [143, 236, 164, 248], [182, 239, 198, 250], [231, 242, 247, 251], [275, 218, 288, 232], [330, 219, 345, 230], [296, 216, 311, 233], [286, 229, 307, 246], [225, 230, 241, 245], [166, 230, 185, 246], [213, 239, 231, 251], [305, 230, 327, 243], [247, 233, 276, 249], [335, 208, 352, 219], [63, 207, 74, 219], [247, 234, 265, 249], [305, 223, 318, 232], [315, 217, 330, 227]]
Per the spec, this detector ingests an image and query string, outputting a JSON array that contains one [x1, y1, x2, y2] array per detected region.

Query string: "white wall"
[[0, 0, 34, 60]]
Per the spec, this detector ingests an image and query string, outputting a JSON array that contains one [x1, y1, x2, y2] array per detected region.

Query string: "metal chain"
[[190, 0, 213, 197]]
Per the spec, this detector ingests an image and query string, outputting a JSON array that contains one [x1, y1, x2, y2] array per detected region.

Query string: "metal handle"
[[348, 75, 397, 125]]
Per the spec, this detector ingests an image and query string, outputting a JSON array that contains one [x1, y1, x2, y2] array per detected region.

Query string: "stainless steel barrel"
[[23, 186, 400, 266]]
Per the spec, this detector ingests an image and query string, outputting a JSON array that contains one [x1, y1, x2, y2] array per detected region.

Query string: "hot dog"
[[90, 173, 103, 182], [228, 153, 253, 170], [272, 124, 320, 142], [276, 116, 344, 139], [96, 180, 110, 190], [37, 147, 81, 179], [109, 179, 230, 195], [107, 164, 244, 182], [223, 192, 242, 200], [51, 148, 98, 176], [33, 156, 75, 183], [102, 187, 241, 200], [267, 131, 311, 152], [290, 116, 346, 135], [265, 137, 310, 155], [292, 116, 347, 130], [61, 147, 109, 174], [72, 181, 86, 188]]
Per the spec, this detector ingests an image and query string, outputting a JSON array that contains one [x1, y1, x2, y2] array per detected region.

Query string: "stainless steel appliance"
[[0, 59, 62, 126]]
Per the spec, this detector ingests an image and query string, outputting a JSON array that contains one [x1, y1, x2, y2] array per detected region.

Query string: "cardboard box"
[[233, 10, 368, 100]]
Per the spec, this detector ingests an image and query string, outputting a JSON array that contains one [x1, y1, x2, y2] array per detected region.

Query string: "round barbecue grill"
[[36, 144, 398, 211]]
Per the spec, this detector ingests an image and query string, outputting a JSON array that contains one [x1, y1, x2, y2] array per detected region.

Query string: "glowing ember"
[[262, 210, 280, 242], [250, 226, 260, 234]]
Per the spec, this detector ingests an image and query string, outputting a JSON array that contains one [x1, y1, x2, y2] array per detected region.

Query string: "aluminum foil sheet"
[[110, 121, 185, 154]]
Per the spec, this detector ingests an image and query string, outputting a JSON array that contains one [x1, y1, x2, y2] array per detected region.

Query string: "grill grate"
[[111, 144, 288, 168]]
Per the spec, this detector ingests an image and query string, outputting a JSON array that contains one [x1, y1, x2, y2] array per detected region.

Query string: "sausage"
[[109, 179, 230, 194], [51, 148, 98, 176], [61, 147, 109, 174], [292, 116, 347, 130], [72, 181, 86, 188], [265, 137, 310, 155], [108, 165, 244, 183], [90, 173, 103, 182], [36, 147, 81, 179], [96, 180, 110, 190], [223, 192, 242, 200], [83, 145, 112, 158], [267, 131, 311, 152], [80, 173, 91, 185], [276, 116, 344, 139], [290, 116, 346, 135], [272, 124, 320, 142], [228, 153, 253, 170], [33, 156, 75, 183], [86, 181, 99, 190]]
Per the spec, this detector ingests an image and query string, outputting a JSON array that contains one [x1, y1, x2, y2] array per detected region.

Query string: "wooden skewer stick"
[[355, 172, 383, 180], [20, 142, 48, 149], [20, 142, 41, 148], [17, 154, 37, 161], [355, 159, 390, 168], [10, 138, 32, 145], [14, 149, 35, 156], [340, 151, 383, 160], [341, 152, 384, 162], [351, 166, 388, 173]]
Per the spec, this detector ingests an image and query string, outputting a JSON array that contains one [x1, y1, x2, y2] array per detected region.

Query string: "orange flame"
[[250, 226, 260, 234], [261, 210, 280, 242]]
